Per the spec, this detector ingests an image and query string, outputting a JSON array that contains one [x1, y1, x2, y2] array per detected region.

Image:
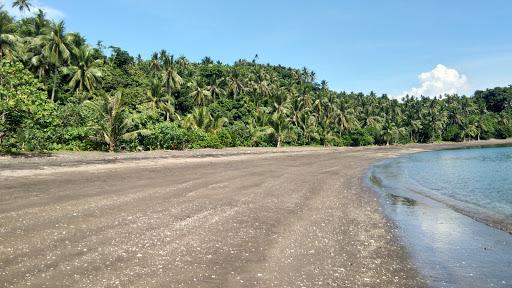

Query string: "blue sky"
[[6, 0, 512, 97]]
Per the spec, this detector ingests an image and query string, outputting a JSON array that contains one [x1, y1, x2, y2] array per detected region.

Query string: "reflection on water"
[[388, 194, 418, 207], [390, 198, 512, 288], [369, 175, 383, 188], [369, 146, 512, 288]]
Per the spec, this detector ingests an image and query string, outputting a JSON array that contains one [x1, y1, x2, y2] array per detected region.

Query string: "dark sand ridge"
[[1, 139, 510, 287]]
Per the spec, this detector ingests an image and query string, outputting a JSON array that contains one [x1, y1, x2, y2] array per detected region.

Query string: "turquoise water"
[[375, 145, 512, 228], [369, 145, 512, 288]]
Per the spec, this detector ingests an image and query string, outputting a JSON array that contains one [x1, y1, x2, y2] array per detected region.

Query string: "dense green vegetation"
[[1, 5, 511, 152]]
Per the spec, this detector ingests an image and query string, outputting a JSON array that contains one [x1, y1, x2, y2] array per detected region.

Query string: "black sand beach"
[[1, 140, 510, 287]]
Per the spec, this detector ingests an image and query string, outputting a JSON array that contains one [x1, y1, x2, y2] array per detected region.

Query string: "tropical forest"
[[1, 3, 511, 153]]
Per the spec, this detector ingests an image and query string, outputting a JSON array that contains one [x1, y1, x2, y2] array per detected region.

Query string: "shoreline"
[[367, 142, 512, 235], [367, 144, 512, 287], [2, 139, 511, 175], [1, 139, 510, 287]]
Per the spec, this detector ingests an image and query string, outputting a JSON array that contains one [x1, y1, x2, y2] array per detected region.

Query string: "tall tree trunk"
[[108, 141, 115, 152], [51, 69, 58, 102], [0, 71, 4, 123]]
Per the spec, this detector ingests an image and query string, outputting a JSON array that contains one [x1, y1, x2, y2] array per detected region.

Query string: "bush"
[[496, 124, 512, 139], [348, 128, 375, 146], [216, 128, 235, 147], [187, 129, 222, 149], [227, 121, 251, 146], [0, 61, 58, 152], [58, 127, 96, 150], [338, 135, 353, 146], [480, 114, 497, 140], [443, 125, 463, 142], [12, 127, 57, 151], [143, 122, 188, 150]]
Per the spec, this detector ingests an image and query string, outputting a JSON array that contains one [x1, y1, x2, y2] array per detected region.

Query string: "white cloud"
[[402, 64, 469, 98], [3, 0, 65, 20]]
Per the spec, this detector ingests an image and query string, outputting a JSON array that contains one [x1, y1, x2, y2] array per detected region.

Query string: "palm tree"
[[300, 67, 309, 84], [159, 97, 180, 122], [309, 70, 316, 82], [149, 51, 161, 75], [409, 119, 422, 142], [463, 121, 478, 142], [207, 78, 226, 102], [299, 90, 314, 109], [335, 98, 359, 135], [88, 91, 148, 152], [147, 76, 170, 118], [62, 45, 103, 97], [29, 50, 51, 80], [183, 107, 228, 133], [474, 100, 488, 141], [0, 11, 17, 60], [269, 113, 290, 147], [402, 95, 423, 142], [289, 96, 303, 127], [36, 20, 76, 101], [183, 107, 211, 130], [320, 80, 328, 90], [28, 9, 49, 37], [210, 114, 228, 133], [146, 76, 164, 107], [272, 92, 289, 116], [252, 70, 272, 106], [297, 111, 317, 144], [226, 72, 245, 98], [12, 0, 32, 13], [317, 118, 336, 146], [246, 118, 273, 146], [161, 53, 183, 97], [201, 56, 214, 65], [421, 97, 447, 142], [175, 55, 190, 72], [188, 80, 211, 106], [381, 120, 398, 146]]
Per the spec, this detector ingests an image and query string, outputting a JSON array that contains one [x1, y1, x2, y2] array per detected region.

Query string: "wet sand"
[[0, 140, 509, 287], [377, 188, 512, 288]]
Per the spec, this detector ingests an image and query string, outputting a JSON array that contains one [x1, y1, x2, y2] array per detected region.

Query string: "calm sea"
[[368, 145, 512, 288]]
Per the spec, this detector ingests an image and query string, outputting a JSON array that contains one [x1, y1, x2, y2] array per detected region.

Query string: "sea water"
[[369, 145, 512, 288]]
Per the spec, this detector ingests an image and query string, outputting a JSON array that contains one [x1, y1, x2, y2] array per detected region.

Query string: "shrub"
[[227, 121, 251, 146], [216, 128, 235, 147], [338, 135, 353, 146], [0, 61, 58, 152], [348, 128, 375, 146], [496, 124, 512, 139], [187, 129, 222, 149], [144, 122, 188, 150], [59, 127, 96, 150]]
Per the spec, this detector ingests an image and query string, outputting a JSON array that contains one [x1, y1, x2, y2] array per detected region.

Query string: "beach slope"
[[2, 142, 506, 287]]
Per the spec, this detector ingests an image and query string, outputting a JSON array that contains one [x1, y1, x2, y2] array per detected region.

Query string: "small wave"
[[369, 145, 512, 234]]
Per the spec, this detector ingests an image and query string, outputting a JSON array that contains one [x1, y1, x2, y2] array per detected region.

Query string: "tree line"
[[1, 3, 511, 152]]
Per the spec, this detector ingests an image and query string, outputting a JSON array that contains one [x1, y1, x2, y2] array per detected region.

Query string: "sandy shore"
[[1, 140, 510, 287]]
